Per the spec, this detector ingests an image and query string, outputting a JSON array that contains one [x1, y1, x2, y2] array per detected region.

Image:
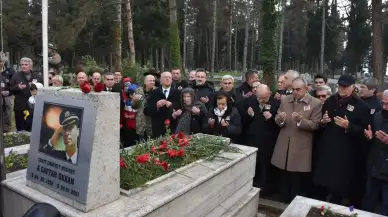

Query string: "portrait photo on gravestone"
[[39, 103, 84, 165]]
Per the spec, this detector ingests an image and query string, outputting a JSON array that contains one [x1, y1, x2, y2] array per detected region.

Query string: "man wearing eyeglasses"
[[315, 85, 332, 103], [245, 84, 280, 195], [313, 74, 371, 207], [272, 77, 322, 203]]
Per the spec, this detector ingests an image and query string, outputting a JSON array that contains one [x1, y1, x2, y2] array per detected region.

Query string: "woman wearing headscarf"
[[172, 87, 207, 134], [204, 91, 241, 142]]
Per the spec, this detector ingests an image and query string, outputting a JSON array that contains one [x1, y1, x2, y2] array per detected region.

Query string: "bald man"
[[76, 72, 87, 85], [244, 84, 280, 194], [144, 71, 181, 138]]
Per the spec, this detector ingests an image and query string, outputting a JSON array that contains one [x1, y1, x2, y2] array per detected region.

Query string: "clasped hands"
[[247, 107, 272, 120], [156, 99, 172, 108], [364, 125, 388, 144], [321, 111, 349, 129], [277, 112, 302, 123], [172, 106, 200, 119]]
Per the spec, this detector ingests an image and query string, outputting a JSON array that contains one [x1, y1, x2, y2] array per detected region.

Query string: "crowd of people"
[[1, 54, 388, 215]]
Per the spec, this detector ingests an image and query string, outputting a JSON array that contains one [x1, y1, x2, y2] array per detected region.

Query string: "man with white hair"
[[51, 75, 63, 87], [10, 57, 42, 131], [145, 71, 181, 138], [0, 52, 15, 132], [284, 70, 300, 94], [315, 85, 332, 103]]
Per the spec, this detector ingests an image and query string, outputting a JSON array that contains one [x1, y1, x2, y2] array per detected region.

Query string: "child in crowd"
[[120, 83, 139, 147], [25, 82, 43, 131], [204, 92, 241, 143]]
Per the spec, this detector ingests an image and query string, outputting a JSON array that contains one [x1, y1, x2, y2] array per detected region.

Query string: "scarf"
[[175, 102, 202, 134], [214, 107, 227, 122], [175, 88, 201, 134]]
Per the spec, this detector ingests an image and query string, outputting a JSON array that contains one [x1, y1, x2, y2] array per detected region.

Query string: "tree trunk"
[[113, 0, 122, 70], [320, 0, 326, 75], [125, 0, 136, 66], [183, 0, 188, 72], [210, 0, 217, 76], [372, 0, 383, 83], [155, 48, 160, 70], [227, 0, 233, 71], [234, 19, 238, 71], [169, 0, 182, 68], [161, 47, 165, 72], [242, 2, 250, 77], [277, 0, 286, 72]]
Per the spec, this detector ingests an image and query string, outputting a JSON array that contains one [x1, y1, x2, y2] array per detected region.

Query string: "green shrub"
[[5, 152, 28, 172], [122, 59, 149, 84]]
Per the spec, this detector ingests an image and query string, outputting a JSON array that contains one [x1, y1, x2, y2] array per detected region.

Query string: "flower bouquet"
[[120, 120, 239, 190]]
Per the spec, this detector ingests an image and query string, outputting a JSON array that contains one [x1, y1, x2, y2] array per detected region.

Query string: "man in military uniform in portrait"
[[41, 110, 80, 164]]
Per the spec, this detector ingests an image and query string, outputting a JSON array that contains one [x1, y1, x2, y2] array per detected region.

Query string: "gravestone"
[[25, 87, 121, 212]]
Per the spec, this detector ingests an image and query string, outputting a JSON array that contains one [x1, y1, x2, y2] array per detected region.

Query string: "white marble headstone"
[[26, 87, 120, 212]]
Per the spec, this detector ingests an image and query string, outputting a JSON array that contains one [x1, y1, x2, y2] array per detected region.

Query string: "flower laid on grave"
[[93, 82, 105, 92], [309, 204, 358, 217], [120, 120, 239, 190], [80, 81, 91, 94], [349, 205, 358, 217], [79, 81, 106, 94]]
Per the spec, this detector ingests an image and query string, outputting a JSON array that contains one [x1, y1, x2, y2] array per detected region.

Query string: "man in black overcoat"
[[145, 71, 181, 138], [313, 75, 371, 206], [245, 84, 280, 195]]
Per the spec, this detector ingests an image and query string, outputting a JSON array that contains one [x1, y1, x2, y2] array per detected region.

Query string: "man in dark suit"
[[10, 57, 42, 131], [104, 72, 124, 109], [145, 71, 181, 138], [41, 110, 80, 164]]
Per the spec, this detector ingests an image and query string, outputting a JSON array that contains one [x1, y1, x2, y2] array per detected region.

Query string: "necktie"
[[68, 158, 72, 163], [163, 89, 168, 98]]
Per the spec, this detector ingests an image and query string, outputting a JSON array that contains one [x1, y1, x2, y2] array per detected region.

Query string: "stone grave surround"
[[2, 87, 260, 217], [12, 87, 121, 212], [3, 145, 259, 217], [281, 196, 385, 217]]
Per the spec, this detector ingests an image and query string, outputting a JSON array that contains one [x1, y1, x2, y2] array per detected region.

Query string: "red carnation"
[[136, 153, 150, 164], [120, 157, 127, 168], [320, 205, 325, 212], [178, 138, 189, 147], [178, 131, 185, 139], [177, 148, 185, 157], [164, 119, 170, 126], [170, 134, 177, 139], [151, 146, 156, 153], [80, 81, 91, 94], [94, 82, 105, 92], [159, 140, 168, 149], [153, 158, 160, 165], [161, 161, 169, 171], [167, 149, 177, 158]]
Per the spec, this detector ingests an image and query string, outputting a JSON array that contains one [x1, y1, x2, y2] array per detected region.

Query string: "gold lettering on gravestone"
[[34, 157, 80, 198]]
